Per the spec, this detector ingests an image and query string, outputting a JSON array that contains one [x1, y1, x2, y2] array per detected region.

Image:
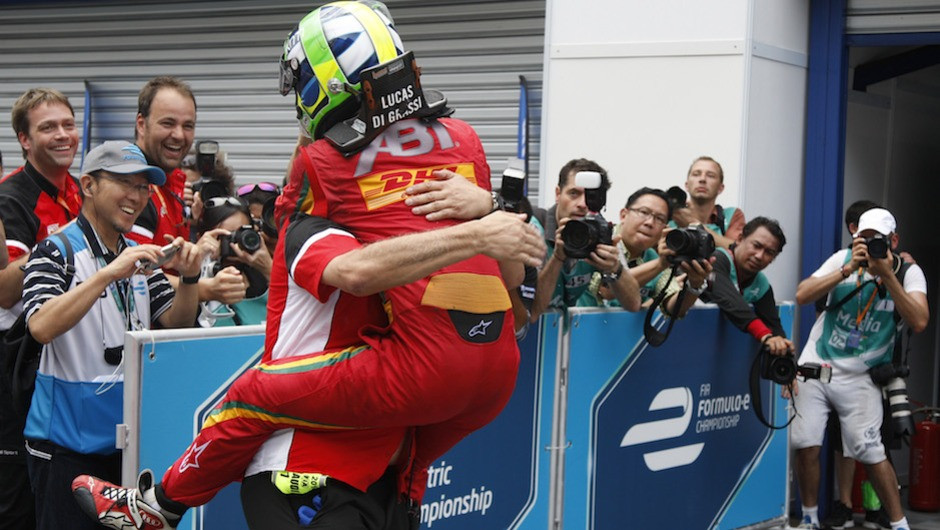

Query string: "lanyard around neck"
[[854, 268, 881, 328]]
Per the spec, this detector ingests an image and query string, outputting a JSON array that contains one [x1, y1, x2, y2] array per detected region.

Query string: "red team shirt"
[[127, 167, 190, 249]]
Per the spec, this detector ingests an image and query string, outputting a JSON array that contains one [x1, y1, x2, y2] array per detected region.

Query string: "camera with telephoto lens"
[[562, 171, 612, 259], [665, 225, 715, 265], [217, 225, 262, 270], [869, 362, 915, 436], [760, 348, 832, 386]]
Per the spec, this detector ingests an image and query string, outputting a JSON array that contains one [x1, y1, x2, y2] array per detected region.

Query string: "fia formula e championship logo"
[[619, 387, 704, 471]]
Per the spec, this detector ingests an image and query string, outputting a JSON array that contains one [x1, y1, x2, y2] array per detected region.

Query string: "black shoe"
[[821, 501, 855, 529], [862, 508, 890, 530]]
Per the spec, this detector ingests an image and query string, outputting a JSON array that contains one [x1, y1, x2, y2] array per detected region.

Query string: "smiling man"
[[128, 77, 197, 248], [128, 77, 247, 306], [22, 141, 202, 530], [0, 87, 83, 530]]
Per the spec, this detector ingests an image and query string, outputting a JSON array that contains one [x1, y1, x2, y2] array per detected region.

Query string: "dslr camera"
[[665, 225, 715, 265], [192, 178, 228, 202], [865, 234, 889, 259], [561, 171, 613, 259], [759, 348, 831, 386], [664, 186, 688, 215], [215, 225, 262, 274]]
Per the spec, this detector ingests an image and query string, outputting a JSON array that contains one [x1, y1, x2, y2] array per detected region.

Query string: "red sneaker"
[[71, 470, 174, 530]]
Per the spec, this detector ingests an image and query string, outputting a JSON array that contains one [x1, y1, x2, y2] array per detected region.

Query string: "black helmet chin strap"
[[323, 51, 453, 155]]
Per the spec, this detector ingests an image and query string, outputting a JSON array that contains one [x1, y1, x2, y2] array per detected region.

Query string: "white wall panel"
[[741, 55, 807, 298], [539, 54, 744, 217], [542, 0, 809, 300]]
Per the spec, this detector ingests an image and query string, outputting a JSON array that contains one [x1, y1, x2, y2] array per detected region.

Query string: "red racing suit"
[[160, 117, 520, 506]]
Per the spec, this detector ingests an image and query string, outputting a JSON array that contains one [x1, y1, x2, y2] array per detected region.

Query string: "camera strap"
[[822, 277, 878, 313], [749, 350, 796, 430], [714, 205, 727, 236], [642, 265, 686, 346]]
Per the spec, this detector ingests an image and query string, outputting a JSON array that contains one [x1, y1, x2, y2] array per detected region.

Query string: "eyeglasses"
[[236, 182, 280, 197], [628, 207, 669, 226], [204, 196, 247, 209], [101, 174, 151, 196]]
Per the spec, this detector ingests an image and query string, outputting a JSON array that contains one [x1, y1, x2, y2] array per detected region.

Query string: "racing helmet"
[[279, 0, 404, 139]]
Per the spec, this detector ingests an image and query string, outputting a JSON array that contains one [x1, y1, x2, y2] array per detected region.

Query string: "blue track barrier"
[[122, 305, 791, 529]]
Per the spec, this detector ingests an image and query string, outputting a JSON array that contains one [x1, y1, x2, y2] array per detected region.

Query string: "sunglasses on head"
[[236, 182, 281, 197], [204, 196, 247, 209]]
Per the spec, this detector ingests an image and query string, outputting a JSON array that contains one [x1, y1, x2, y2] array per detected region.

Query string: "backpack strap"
[[49, 232, 76, 288]]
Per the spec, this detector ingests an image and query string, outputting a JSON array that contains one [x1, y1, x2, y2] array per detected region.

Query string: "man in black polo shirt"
[[0, 87, 82, 530]]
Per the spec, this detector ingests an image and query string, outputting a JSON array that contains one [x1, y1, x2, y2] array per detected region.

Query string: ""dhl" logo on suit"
[[358, 163, 476, 211]]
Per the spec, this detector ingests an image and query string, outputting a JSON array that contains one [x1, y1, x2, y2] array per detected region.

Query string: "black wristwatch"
[[181, 274, 200, 285], [602, 262, 624, 283]]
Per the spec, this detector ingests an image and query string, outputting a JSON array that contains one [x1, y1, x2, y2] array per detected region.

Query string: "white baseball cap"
[[854, 208, 896, 237]]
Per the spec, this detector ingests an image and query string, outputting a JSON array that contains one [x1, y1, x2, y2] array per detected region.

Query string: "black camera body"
[[665, 225, 715, 265], [563, 213, 614, 259], [217, 225, 262, 268], [865, 234, 889, 260], [869, 361, 909, 386], [561, 171, 611, 259], [665, 186, 687, 214], [192, 178, 228, 202], [760, 349, 831, 385], [761, 353, 797, 385]]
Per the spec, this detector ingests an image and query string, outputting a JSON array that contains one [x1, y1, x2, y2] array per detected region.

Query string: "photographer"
[[819, 199, 918, 529], [595, 187, 711, 317], [791, 208, 927, 530], [181, 141, 236, 232], [669, 156, 745, 249], [699, 217, 793, 355], [22, 141, 201, 530], [531, 159, 641, 318], [237, 181, 281, 256], [194, 196, 270, 326]]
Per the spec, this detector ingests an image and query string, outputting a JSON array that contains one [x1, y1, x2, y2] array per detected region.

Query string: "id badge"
[[846, 328, 863, 349]]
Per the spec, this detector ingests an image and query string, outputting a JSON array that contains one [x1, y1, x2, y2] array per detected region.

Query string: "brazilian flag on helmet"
[[279, 1, 404, 139]]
